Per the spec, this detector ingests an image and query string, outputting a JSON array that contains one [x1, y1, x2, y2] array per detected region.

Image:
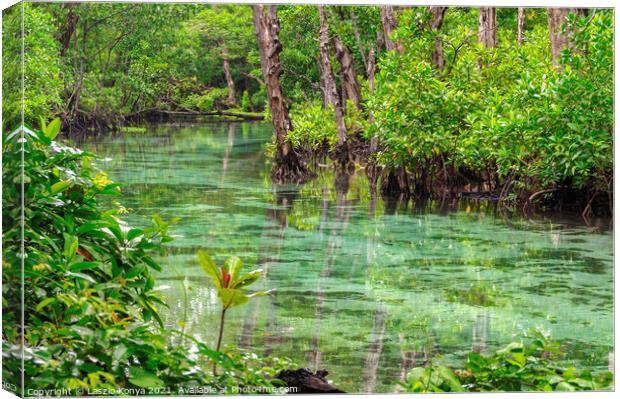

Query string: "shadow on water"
[[73, 122, 614, 393]]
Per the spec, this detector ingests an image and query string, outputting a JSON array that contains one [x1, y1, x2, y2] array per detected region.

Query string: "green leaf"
[[143, 256, 162, 272], [197, 250, 222, 289], [126, 228, 143, 241], [438, 366, 464, 392], [39, 116, 47, 133], [50, 180, 72, 195], [225, 256, 243, 285], [63, 234, 79, 261], [232, 269, 263, 289], [66, 272, 97, 284], [35, 297, 56, 312], [128, 367, 164, 388], [69, 261, 100, 272], [507, 352, 526, 368], [219, 288, 249, 309], [126, 265, 145, 279], [45, 118, 61, 140], [556, 381, 576, 391], [467, 352, 487, 371], [247, 289, 274, 299]]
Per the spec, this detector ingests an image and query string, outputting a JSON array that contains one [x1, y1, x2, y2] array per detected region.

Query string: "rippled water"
[[75, 122, 613, 393]]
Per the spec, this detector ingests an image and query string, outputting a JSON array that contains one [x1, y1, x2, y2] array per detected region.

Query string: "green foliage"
[[369, 8, 613, 196], [190, 4, 259, 100], [288, 100, 367, 151], [119, 126, 147, 134], [241, 91, 251, 111], [197, 250, 272, 311], [181, 88, 230, 112], [402, 333, 613, 392], [2, 3, 63, 130], [1, 119, 289, 394], [289, 102, 338, 150]]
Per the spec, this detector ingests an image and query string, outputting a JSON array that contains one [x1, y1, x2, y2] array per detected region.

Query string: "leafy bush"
[[288, 101, 338, 150], [251, 87, 268, 111], [2, 119, 290, 395], [288, 100, 366, 151], [2, 3, 63, 131], [369, 8, 613, 197], [401, 332, 613, 392], [181, 88, 230, 112], [241, 91, 251, 111]]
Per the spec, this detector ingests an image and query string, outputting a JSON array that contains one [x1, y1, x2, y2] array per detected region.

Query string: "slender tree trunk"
[[547, 8, 579, 69], [317, 59, 330, 109], [367, 32, 383, 179], [380, 6, 403, 53], [222, 58, 236, 105], [58, 3, 78, 57], [478, 7, 497, 48], [252, 5, 306, 180], [318, 6, 347, 147], [332, 35, 362, 110], [429, 6, 448, 70], [517, 7, 526, 45], [70, 19, 88, 119], [349, 10, 367, 77]]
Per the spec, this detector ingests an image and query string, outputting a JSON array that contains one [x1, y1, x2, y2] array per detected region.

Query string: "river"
[[75, 121, 613, 393]]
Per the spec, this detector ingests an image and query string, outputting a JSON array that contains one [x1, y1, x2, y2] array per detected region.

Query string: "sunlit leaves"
[[402, 334, 613, 392], [196, 250, 271, 310]]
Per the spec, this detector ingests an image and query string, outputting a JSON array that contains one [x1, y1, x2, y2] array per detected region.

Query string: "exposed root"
[[271, 149, 315, 184], [581, 191, 598, 221], [522, 188, 557, 214]]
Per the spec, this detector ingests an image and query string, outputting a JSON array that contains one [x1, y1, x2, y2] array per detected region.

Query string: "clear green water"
[[75, 122, 613, 393]]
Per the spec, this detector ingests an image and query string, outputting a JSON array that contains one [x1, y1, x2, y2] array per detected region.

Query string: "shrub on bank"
[[288, 100, 367, 152], [401, 332, 613, 392], [369, 9, 613, 198]]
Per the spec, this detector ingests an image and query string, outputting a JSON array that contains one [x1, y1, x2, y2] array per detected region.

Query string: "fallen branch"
[[126, 108, 264, 121]]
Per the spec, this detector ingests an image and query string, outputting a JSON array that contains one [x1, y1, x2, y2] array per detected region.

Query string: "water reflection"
[[73, 122, 614, 393]]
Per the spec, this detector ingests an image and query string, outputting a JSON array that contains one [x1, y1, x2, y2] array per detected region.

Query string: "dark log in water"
[[276, 369, 345, 394]]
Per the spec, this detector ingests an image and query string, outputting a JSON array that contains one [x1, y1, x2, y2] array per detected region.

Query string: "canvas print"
[[1, 1, 614, 396]]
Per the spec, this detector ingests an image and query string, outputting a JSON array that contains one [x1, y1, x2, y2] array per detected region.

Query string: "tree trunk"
[[318, 6, 347, 147], [332, 35, 362, 110], [58, 3, 78, 57], [517, 7, 526, 45], [380, 6, 403, 53], [478, 7, 497, 48], [429, 6, 448, 70], [368, 32, 383, 155], [349, 10, 367, 77], [547, 8, 578, 69], [222, 58, 236, 105], [252, 5, 307, 181]]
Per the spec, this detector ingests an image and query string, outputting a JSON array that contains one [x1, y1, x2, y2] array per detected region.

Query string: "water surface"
[[75, 122, 613, 393]]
